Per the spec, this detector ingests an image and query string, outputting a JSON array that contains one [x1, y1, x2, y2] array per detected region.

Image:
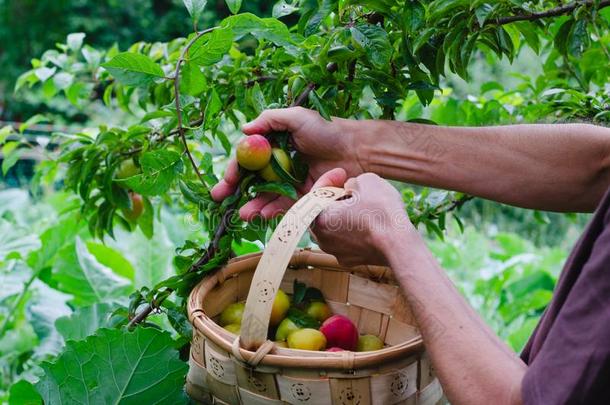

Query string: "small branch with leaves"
[[128, 79, 320, 328], [493, 0, 610, 26]]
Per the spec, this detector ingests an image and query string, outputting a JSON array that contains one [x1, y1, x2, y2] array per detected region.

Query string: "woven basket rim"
[[188, 249, 425, 370]]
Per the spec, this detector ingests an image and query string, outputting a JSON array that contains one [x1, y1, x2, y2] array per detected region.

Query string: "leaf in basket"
[[303, 287, 324, 303], [292, 279, 307, 306], [287, 308, 320, 329]]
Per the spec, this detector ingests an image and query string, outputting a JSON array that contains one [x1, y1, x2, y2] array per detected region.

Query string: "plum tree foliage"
[[3, 0, 610, 402]]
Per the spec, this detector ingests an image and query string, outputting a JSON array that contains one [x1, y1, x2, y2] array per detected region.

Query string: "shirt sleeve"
[[522, 219, 610, 404]]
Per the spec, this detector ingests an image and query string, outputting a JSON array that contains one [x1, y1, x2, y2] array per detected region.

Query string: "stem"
[[173, 28, 216, 186], [493, 1, 610, 26], [291, 83, 315, 107]]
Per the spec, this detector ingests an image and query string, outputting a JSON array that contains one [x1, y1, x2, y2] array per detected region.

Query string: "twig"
[[291, 83, 316, 107], [173, 27, 216, 186], [128, 184, 243, 329], [492, 1, 610, 26]]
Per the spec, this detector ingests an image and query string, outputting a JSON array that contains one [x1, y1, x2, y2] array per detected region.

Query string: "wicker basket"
[[186, 187, 444, 405]]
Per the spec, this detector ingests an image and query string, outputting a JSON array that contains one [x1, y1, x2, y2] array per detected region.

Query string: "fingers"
[[239, 194, 295, 221], [211, 160, 240, 201], [260, 196, 293, 218], [311, 168, 347, 189], [242, 107, 310, 135], [238, 193, 277, 221]]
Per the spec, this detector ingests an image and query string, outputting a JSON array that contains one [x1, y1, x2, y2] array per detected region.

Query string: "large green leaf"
[[51, 238, 132, 306], [116, 150, 184, 196], [107, 221, 176, 289], [87, 241, 135, 282], [35, 328, 188, 404], [0, 219, 41, 260], [27, 280, 72, 357], [179, 62, 207, 96], [350, 23, 392, 69], [9, 380, 42, 405], [55, 302, 115, 342], [102, 53, 165, 87], [188, 28, 233, 66], [0, 189, 29, 218], [221, 13, 293, 47]]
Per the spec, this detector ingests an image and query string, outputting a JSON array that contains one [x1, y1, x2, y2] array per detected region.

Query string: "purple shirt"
[[521, 187, 610, 404]]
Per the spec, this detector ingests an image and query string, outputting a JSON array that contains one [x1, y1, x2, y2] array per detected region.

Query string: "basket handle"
[[239, 186, 348, 350]]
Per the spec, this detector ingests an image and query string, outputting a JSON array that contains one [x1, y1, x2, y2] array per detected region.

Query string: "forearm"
[[378, 227, 526, 405], [347, 120, 610, 212]]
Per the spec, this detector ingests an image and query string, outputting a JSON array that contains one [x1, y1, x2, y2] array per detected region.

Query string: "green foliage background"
[[1, 0, 608, 402]]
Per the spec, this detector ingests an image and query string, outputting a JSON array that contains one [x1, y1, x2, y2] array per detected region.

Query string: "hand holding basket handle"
[[240, 180, 348, 350]]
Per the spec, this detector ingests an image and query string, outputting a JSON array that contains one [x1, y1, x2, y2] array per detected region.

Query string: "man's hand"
[[211, 107, 365, 220], [310, 171, 413, 267]]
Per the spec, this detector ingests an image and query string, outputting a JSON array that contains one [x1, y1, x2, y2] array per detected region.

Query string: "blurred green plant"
[[429, 224, 570, 352]]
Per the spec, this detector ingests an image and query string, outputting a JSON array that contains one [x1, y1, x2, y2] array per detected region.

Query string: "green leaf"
[[225, 0, 242, 14], [182, 0, 208, 27], [9, 380, 42, 405], [251, 182, 298, 199], [286, 308, 320, 329], [53, 72, 74, 90], [0, 125, 13, 144], [273, 1, 299, 18], [221, 13, 293, 47], [293, 280, 307, 306], [35, 328, 188, 404], [2, 144, 25, 175], [304, 287, 324, 302], [116, 150, 184, 196], [55, 303, 115, 342], [67, 33, 86, 52], [107, 222, 177, 289], [474, 4, 494, 27], [180, 62, 206, 96], [188, 28, 233, 66], [304, 0, 334, 36], [34, 66, 56, 82], [102, 52, 165, 87], [137, 197, 154, 239], [554, 19, 575, 57], [247, 82, 267, 115], [308, 90, 331, 121], [350, 23, 391, 69], [403, 1, 425, 33], [514, 21, 540, 54], [87, 241, 136, 282], [568, 19, 590, 57], [204, 88, 223, 128], [19, 114, 48, 133], [52, 238, 132, 306]]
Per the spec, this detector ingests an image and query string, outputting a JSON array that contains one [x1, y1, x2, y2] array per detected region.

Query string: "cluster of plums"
[[235, 135, 292, 181], [219, 289, 385, 352]]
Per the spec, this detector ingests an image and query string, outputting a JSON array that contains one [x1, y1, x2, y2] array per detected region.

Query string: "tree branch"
[[493, 0, 610, 26], [291, 83, 315, 107], [128, 183, 243, 329], [173, 27, 216, 186], [128, 81, 318, 328]]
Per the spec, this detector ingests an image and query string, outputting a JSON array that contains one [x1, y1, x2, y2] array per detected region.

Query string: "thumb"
[[312, 168, 347, 190]]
